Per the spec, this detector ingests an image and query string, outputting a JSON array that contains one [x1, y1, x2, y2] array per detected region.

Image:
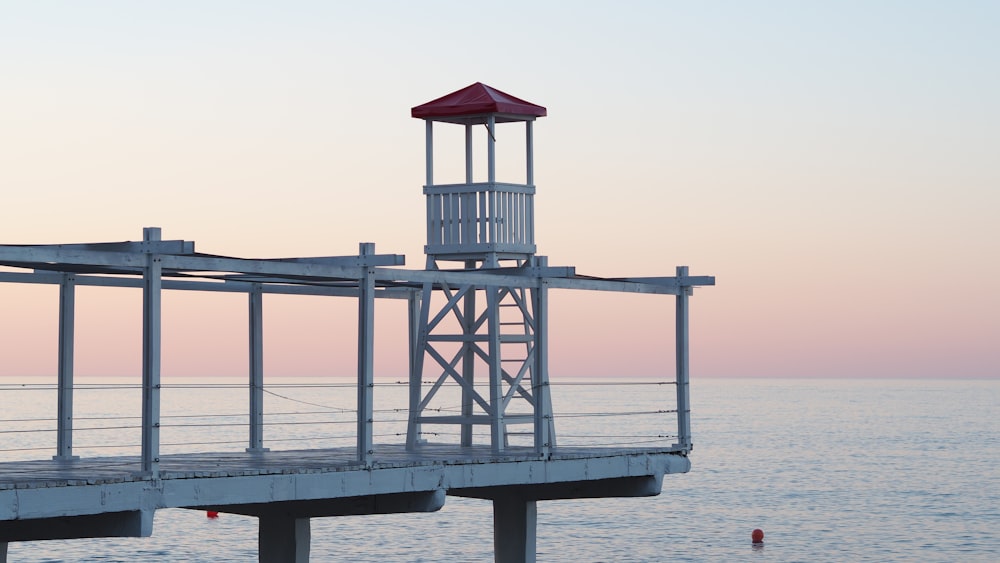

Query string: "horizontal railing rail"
[[0, 380, 683, 467]]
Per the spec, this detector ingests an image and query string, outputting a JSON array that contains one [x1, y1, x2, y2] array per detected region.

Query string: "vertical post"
[[487, 286, 504, 453], [259, 515, 310, 563], [526, 120, 534, 186], [465, 123, 474, 184], [675, 266, 692, 452], [407, 281, 433, 450], [141, 227, 162, 477], [357, 243, 376, 465], [407, 289, 419, 407], [248, 283, 267, 452], [462, 264, 477, 446], [487, 115, 496, 185], [54, 273, 78, 460], [532, 258, 552, 456], [425, 120, 434, 187]]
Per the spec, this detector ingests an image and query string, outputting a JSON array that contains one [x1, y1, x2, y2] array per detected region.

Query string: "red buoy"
[[206, 511, 219, 519], [752, 529, 764, 543]]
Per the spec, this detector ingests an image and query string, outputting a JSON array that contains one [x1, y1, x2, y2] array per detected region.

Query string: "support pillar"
[[486, 286, 504, 453], [406, 285, 426, 450], [54, 272, 78, 460], [675, 265, 692, 452], [248, 283, 267, 452], [487, 114, 496, 183], [425, 120, 434, 186], [493, 498, 537, 563], [465, 124, 474, 183], [357, 243, 375, 465], [531, 258, 552, 456], [141, 227, 162, 477], [0, 541, 7, 563], [461, 261, 477, 446], [258, 515, 310, 563], [406, 261, 435, 450]]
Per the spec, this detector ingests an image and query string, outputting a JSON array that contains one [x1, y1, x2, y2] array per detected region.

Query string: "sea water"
[[2, 378, 997, 562]]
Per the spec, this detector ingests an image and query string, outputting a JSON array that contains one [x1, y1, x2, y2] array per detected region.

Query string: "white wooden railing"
[[424, 182, 536, 256]]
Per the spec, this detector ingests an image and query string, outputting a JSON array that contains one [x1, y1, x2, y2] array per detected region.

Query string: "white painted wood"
[[426, 194, 435, 246], [415, 414, 533, 425], [0, 246, 150, 269], [0, 272, 414, 298], [425, 120, 434, 187], [532, 257, 553, 456], [421, 344, 493, 414], [488, 189, 499, 248], [527, 194, 534, 247], [407, 277, 433, 450], [32, 240, 194, 254], [54, 273, 77, 460], [140, 228, 162, 477], [465, 123, 473, 184], [407, 288, 420, 439], [430, 194, 441, 246], [424, 182, 535, 195], [478, 190, 488, 243], [248, 283, 267, 452], [0, 80, 719, 558], [262, 254, 405, 267], [0, 447, 690, 517], [507, 191, 515, 243], [487, 286, 505, 453], [526, 121, 534, 186], [675, 266, 692, 452], [0, 246, 712, 296], [357, 243, 376, 465], [463, 192, 475, 244], [487, 115, 496, 184], [0, 232, 713, 475], [462, 272, 477, 447]]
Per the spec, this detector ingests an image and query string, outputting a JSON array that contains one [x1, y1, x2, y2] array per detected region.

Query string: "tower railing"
[[424, 182, 535, 257]]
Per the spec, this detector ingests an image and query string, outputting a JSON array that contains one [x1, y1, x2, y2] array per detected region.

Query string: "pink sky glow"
[[1, 2, 997, 379]]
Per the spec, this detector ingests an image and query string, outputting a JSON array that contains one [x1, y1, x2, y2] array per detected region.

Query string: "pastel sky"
[[1, 1, 997, 379]]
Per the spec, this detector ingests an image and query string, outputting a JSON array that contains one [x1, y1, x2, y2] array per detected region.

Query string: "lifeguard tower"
[[413, 81, 542, 267], [407, 83, 555, 453]]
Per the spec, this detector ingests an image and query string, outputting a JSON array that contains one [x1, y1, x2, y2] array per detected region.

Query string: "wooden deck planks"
[[0, 443, 681, 491]]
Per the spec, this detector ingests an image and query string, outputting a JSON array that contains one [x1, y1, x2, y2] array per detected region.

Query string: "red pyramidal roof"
[[411, 82, 546, 121]]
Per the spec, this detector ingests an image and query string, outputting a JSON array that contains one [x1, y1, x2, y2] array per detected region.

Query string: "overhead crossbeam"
[[0, 244, 715, 296], [18, 239, 196, 255]]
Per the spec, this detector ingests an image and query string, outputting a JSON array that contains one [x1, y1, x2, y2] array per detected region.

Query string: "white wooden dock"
[[0, 83, 714, 562], [0, 443, 689, 561], [0, 444, 688, 490]]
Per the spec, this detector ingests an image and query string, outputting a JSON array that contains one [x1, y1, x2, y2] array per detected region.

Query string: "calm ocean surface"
[[2, 377, 997, 562]]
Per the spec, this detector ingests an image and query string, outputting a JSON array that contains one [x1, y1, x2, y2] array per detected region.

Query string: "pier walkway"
[[0, 230, 711, 562]]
